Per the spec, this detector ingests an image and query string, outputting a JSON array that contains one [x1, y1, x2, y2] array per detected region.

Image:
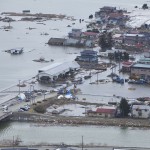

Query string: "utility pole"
[[13, 136, 14, 149], [82, 135, 84, 150], [97, 72, 99, 84], [18, 80, 21, 95]]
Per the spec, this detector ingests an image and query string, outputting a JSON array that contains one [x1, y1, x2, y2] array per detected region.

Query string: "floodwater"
[[0, 0, 150, 147], [0, 0, 149, 99], [0, 122, 150, 147]]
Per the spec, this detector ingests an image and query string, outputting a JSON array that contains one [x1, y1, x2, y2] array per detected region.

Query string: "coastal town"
[[1, 1, 150, 150]]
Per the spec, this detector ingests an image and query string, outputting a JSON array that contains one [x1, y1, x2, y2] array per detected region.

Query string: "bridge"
[[0, 111, 12, 121]]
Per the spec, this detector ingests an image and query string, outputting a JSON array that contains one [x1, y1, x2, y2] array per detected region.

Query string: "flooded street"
[[0, 0, 146, 91], [0, 0, 150, 148]]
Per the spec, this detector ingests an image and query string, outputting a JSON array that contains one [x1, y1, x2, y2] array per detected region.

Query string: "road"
[[0, 92, 57, 121]]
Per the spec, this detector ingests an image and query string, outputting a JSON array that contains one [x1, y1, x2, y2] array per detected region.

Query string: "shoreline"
[[1, 145, 150, 150], [9, 112, 150, 128]]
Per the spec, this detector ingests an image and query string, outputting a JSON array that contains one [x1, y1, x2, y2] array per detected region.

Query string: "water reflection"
[[0, 121, 150, 148]]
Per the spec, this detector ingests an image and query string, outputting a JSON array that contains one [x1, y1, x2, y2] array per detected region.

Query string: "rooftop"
[[39, 61, 80, 76], [124, 34, 145, 37], [82, 32, 98, 36], [81, 50, 97, 55], [72, 28, 82, 32], [96, 108, 116, 114], [131, 63, 150, 69]]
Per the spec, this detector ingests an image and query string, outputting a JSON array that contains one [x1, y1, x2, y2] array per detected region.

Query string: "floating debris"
[[40, 32, 49, 35], [33, 57, 49, 63]]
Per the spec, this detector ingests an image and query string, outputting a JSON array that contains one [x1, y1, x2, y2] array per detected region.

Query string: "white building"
[[38, 61, 80, 83], [132, 105, 150, 119]]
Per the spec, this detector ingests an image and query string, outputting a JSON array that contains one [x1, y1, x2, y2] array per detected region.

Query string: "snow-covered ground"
[[127, 8, 150, 28], [47, 103, 95, 116], [46, 103, 117, 117]]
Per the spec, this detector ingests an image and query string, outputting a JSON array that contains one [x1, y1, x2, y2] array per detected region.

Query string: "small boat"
[[6, 47, 24, 54]]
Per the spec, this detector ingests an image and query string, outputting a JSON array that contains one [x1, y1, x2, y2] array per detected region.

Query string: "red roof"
[[122, 61, 133, 66], [96, 108, 115, 114], [83, 32, 98, 36]]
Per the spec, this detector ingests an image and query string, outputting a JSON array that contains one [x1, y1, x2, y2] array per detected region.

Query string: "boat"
[[8, 47, 24, 54]]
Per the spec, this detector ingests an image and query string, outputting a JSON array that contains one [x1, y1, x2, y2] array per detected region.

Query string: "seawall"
[[9, 112, 150, 128]]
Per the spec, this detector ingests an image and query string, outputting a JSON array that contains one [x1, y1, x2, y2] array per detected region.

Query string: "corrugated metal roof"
[[39, 61, 80, 77], [132, 105, 150, 110], [38, 62, 62, 72], [81, 50, 97, 54], [132, 63, 150, 69], [124, 34, 144, 37], [48, 38, 66, 43]]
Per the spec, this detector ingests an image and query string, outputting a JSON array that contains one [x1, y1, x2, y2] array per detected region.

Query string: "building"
[[76, 50, 98, 63], [108, 13, 124, 25], [121, 61, 134, 72], [37, 61, 80, 83], [113, 34, 123, 46], [100, 6, 116, 13], [95, 6, 116, 18], [130, 63, 150, 81], [68, 29, 82, 38], [132, 105, 150, 118], [81, 32, 99, 40], [48, 38, 66, 46], [87, 106, 116, 118], [63, 38, 80, 47], [123, 34, 145, 46], [137, 57, 150, 64]]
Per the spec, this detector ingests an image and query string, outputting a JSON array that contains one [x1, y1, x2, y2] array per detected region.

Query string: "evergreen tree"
[[119, 98, 130, 117], [142, 4, 148, 9], [107, 32, 113, 49], [98, 31, 113, 51]]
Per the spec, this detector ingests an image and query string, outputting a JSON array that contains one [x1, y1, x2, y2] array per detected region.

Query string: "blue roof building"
[[76, 50, 98, 63]]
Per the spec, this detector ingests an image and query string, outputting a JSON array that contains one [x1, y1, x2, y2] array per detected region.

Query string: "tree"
[[119, 98, 130, 117], [142, 4, 148, 9], [107, 32, 113, 49], [98, 31, 113, 51]]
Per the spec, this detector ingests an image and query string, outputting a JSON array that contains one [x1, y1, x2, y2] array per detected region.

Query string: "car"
[[18, 108, 25, 112], [2, 105, 8, 110], [20, 107, 28, 111], [24, 105, 30, 110]]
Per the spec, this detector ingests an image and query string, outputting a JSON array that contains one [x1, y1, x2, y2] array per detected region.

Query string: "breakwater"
[[9, 112, 150, 128]]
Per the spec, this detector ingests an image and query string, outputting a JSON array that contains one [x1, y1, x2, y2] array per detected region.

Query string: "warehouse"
[[37, 61, 80, 84]]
